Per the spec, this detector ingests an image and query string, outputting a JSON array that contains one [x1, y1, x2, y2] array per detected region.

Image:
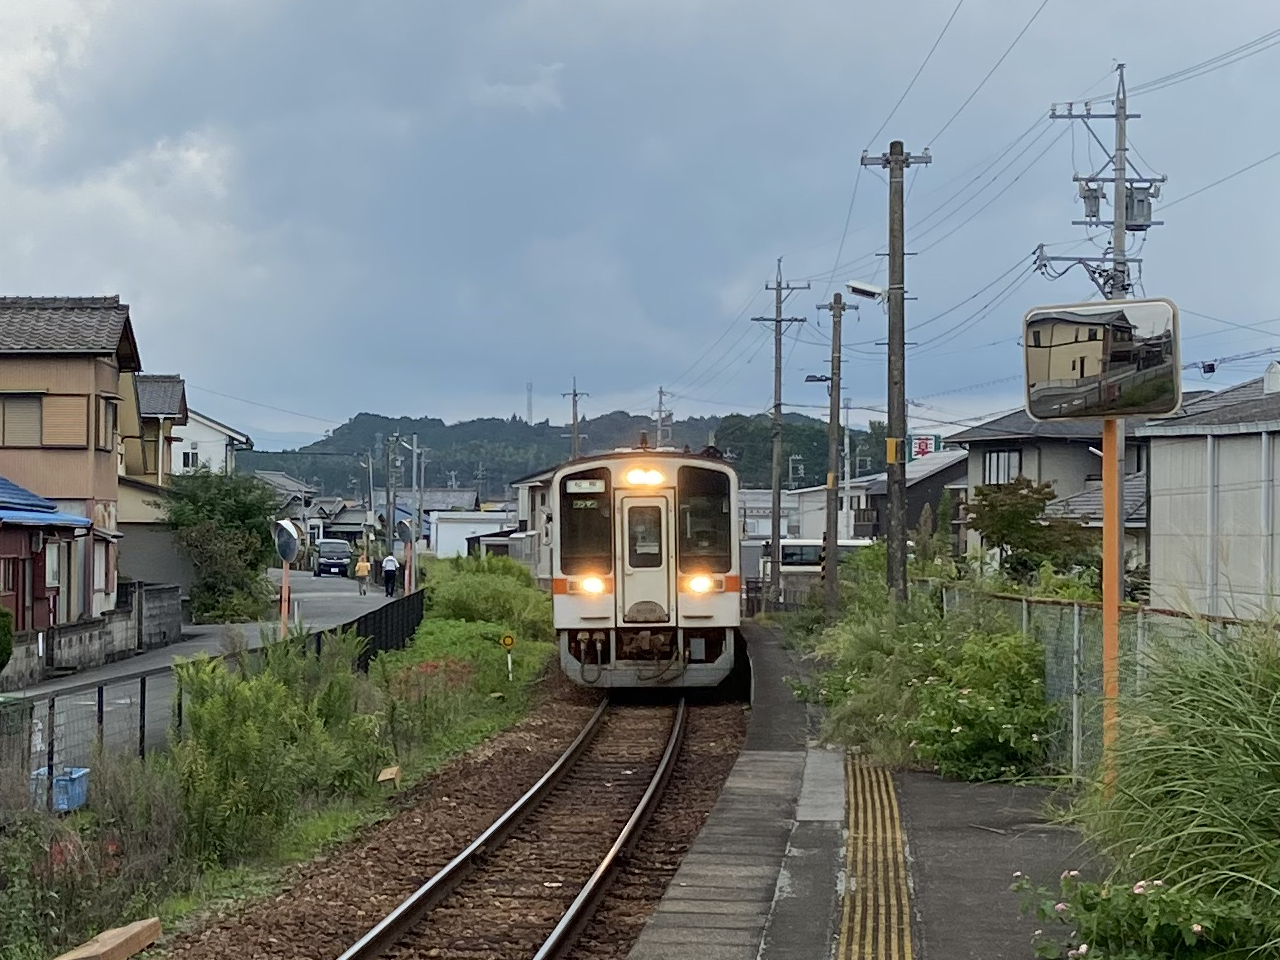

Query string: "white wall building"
[[429, 509, 517, 559], [172, 409, 253, 474], [1139, 370, 1278, 619]]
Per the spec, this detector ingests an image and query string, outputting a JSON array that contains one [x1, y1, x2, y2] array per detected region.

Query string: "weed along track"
[[337, 698, 685, 960]]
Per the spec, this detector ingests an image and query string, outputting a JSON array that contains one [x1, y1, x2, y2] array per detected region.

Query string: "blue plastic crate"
[[29, 766, 90, 813]]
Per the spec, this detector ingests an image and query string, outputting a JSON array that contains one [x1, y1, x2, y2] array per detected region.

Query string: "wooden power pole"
[[752, 259, 808, 606], [863, 140, 931, 605]]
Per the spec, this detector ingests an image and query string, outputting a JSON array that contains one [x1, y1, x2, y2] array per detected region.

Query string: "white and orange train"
[[550, 445, 741, 689]]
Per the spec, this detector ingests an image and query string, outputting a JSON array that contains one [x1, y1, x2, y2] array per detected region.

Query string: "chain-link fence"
[[0, 588, 427, 816], [934, 585, 1221, 779]]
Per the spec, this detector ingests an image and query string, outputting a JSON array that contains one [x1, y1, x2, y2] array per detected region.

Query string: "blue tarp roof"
[[0, 475, 56, 512], [0, 475, 91, 528], [0, 508, 91, 528]]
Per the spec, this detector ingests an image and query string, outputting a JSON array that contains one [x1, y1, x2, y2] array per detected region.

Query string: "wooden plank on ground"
[[54, 918, 161, 960]]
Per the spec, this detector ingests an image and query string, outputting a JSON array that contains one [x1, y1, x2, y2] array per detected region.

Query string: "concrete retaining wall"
[[0, 582, 184, 692]]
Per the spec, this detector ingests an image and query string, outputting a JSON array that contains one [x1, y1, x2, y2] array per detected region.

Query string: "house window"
[[0, 395, 42, 447], [0, 558, 15, 594], [1088, 327, 1098, 341], [183, 451, 196, 469], [41, 396, 89, 447], [95, 397, 117, 451], [45, 543, 60, 589], [982, 449, 1023, 485]]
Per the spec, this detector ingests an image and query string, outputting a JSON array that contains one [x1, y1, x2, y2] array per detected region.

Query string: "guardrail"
[[0, 589, 426, 814]]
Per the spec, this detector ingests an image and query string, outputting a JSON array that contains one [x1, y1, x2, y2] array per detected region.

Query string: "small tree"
[[965, 476, 1095, 578], [155, 470, 279, 622]]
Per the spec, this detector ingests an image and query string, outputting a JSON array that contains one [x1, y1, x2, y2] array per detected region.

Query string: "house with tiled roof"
[[0, 296, 142, 619], [0, 474, 91, 635]]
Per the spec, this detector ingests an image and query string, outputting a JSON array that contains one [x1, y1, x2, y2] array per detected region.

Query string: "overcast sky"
[[3, 1, 1278, 449]]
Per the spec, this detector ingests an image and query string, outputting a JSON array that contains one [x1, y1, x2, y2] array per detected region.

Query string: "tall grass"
[[1073, 620, 1280, 941]]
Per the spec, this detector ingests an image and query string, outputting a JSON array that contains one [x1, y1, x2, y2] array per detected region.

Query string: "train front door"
[[618, 494, 674, 624]]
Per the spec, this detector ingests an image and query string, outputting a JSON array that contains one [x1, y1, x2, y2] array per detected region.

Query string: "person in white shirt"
[[381, 553, 399, 597]]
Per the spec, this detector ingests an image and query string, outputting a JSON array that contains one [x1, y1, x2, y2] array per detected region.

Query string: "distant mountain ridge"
[[237, 409, 887, 500]]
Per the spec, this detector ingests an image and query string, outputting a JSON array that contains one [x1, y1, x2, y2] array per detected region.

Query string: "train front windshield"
[[559, 467, 613, 575], [677, 467, 732, 574]]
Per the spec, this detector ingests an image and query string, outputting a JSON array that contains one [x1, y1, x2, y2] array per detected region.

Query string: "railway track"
[[335, 697, 686, 960]]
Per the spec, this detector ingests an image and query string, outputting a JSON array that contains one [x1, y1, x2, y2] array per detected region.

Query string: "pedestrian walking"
[[382, 552, 399, 597], [355, 553, 371, 595]]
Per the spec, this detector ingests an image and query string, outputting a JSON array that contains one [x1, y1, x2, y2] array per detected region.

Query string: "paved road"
[[8, 571, 395, 782]]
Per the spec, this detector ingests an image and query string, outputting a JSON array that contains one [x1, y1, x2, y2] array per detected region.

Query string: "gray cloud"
[[0, 0, 1276, 445]]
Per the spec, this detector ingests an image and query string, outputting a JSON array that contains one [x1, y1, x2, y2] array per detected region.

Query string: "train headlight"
[[625, 468, 664, 485], [581, 576, 606, 594], [688, 575, 713, 594]]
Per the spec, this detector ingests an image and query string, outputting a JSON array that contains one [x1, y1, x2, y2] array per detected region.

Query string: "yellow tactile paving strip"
[[837, 755, 914, 960]]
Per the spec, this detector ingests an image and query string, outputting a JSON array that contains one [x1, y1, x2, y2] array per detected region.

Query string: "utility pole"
[[383, 435, 395, 554], [526, 381, 534, 424], [862, 141, 931, 605], [817, 292, 847, 614], [653, 387, 673, 447], [411, 433, 419, 589], [751, 258, 808, 605], [843, 397, 853, 539], [562, 377, 588, 459], [1038, 64, 1164, 785]]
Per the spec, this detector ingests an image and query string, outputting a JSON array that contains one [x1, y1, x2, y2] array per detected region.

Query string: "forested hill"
[[237, 409, 888, 499]]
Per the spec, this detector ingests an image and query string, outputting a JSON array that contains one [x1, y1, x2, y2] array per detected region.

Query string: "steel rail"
[[533, 697, 687, 960], [334, 697, 611, 960]]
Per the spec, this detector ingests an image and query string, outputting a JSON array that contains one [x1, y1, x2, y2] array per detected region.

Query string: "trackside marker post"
[[502, 634, 516, 681]]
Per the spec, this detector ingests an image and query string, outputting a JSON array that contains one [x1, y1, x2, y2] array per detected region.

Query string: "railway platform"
[[626, 623, 1082, 960]]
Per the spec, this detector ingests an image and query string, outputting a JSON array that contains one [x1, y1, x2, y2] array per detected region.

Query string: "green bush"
[[808, 542, 1056, 778], [1065, 621, 1280, 946], [902, 628, 1057, 781], [0, 749, 191, 958], [371, 618, 555, 770], [427, 571, 553, 644], [173, 628, 389, 865], [1013, 871, 1272, 958]]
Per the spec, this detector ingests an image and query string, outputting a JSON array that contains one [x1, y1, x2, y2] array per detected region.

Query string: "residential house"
[[0, 475, 91, 633], [1136, 369, 1280, 619], [124, 374, 188, 485], [510, 466, 556, 583], [0, 296, 142, 618], [789, 477, 878, 540], [255, 470, 335, 542], [430, 509, 517, 559], [117, 374, 197, 591], [946, 409, 1148, 553], [787, 449, 967, 541], [172, 409, 253, 474], [1042, 472, 1149, 564]]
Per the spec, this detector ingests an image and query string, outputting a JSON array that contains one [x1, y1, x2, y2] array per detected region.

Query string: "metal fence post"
[[1136, 608, 1147, 692], [1071, 602, 1082, 783], [1021, 598, 1029, 635], [138, 675, 147, 758], [175, 673, 183, 740], [46, 697, 56, 812], [96, 685, 105, 750]]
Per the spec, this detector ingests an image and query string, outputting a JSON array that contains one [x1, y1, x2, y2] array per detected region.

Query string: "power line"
[[1163, 146, 1280, 210], [867, 0, 966, 148], [1124, 27, 1280, 99], [820, 0, 967, 298], [928, 0, 1051, 145], [186, 384, 342, 426]]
